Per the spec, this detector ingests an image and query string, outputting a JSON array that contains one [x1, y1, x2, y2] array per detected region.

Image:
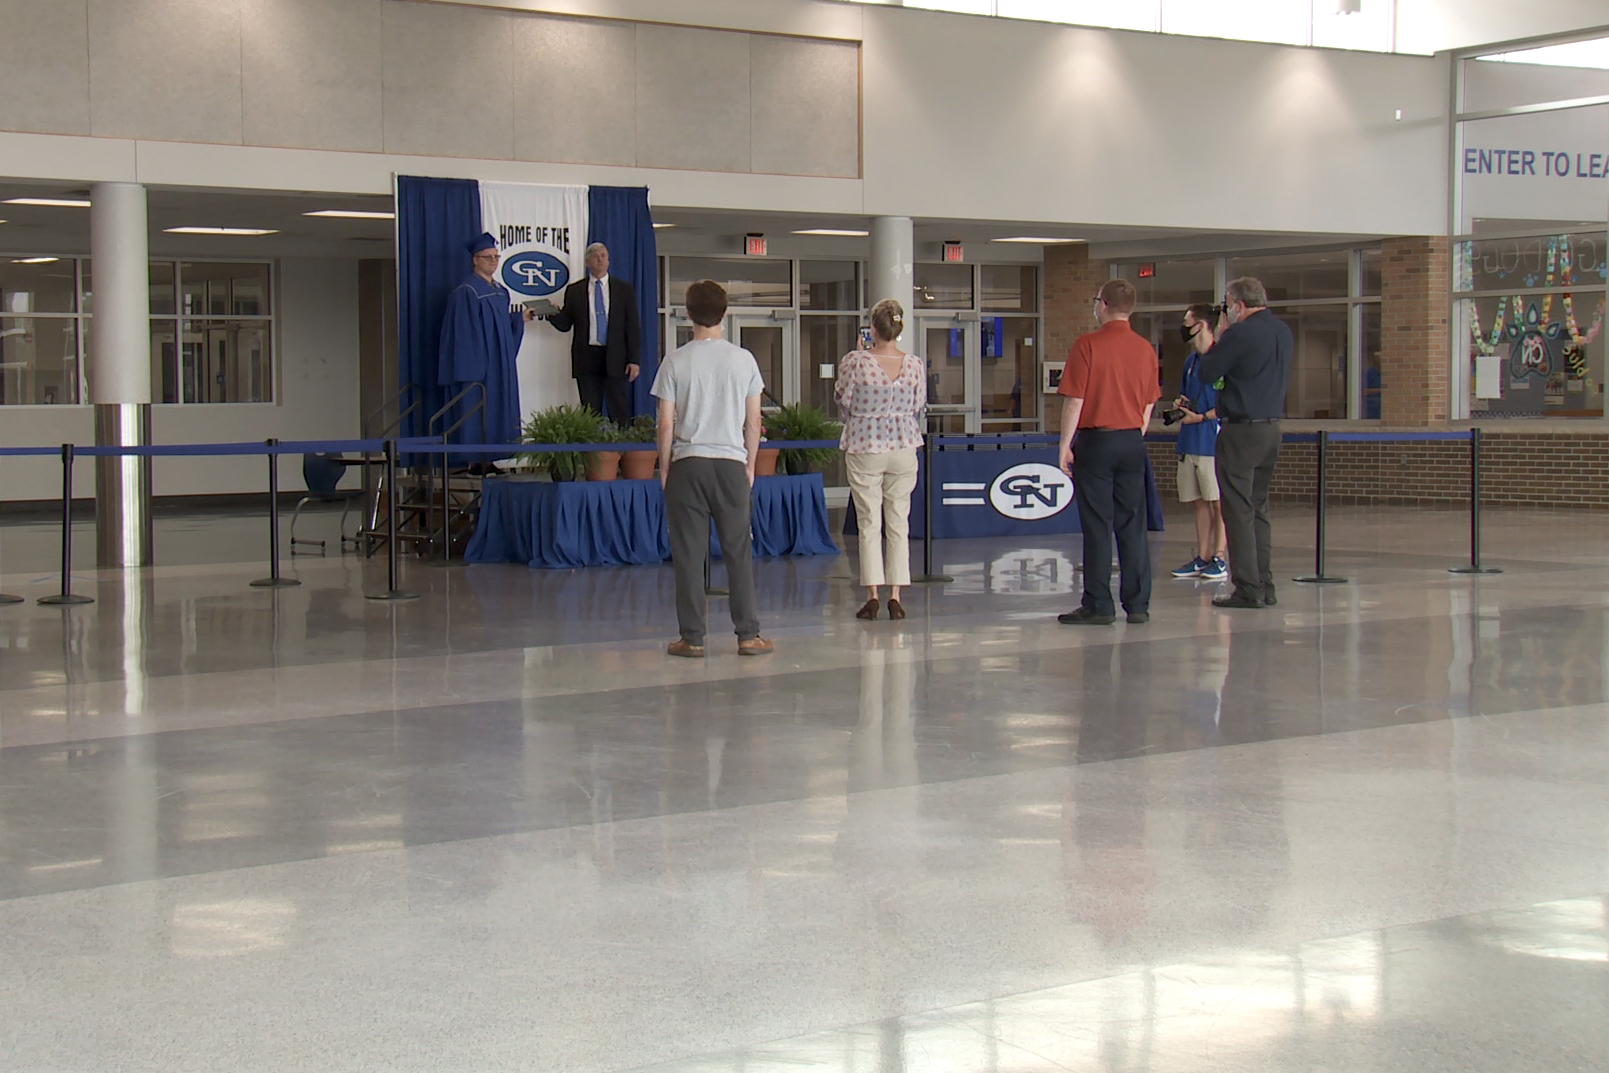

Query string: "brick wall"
[[1043, 245, 1107, 433], [1380, 236, 1450, 427], [1148, 428, 1609, 508]]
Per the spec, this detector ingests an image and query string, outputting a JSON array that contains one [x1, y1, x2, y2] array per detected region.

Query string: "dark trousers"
[[665, 456, 760, 646], [1072, 429, 1151, 616], [575, 346, 632, 422], [1214, 421, 1282, 601]]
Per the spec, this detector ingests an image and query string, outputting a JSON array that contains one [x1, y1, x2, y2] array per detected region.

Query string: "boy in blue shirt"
[[1171, 304, 1227, 580]]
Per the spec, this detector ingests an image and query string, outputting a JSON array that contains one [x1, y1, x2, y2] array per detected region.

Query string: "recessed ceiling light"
[[303, 209, 395, 220], [163, 226, 279, 236], [651, 222, 675, 229], [12, 256, 59, 264], [992, 236, 1086, 245], [792, 229, 869, 237], [4, 197, 92, 208]]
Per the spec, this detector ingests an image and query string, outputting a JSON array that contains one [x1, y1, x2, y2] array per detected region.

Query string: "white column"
[[869, 215, 914, 349], [89, 182, 153, 568]]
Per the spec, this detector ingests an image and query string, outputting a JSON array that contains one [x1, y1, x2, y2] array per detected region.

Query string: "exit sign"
[[745, 233, 767, 256], [1138, 263, 1156, 278], [942, 241, 964, 263]]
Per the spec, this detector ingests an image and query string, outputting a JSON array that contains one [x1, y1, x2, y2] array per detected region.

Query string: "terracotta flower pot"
[[620, 450, 658, 480], [586, 450, 622, 481], [755, 447, 781, 477]]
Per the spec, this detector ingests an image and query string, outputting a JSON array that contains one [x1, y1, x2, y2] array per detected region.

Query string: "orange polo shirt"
[[1058, 320, 1159, 429]]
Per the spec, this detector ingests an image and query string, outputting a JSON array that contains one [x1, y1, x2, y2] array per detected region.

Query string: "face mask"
[[1178, 324, 1199, 343]]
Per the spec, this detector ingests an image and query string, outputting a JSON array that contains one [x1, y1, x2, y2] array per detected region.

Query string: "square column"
[[1380, 236, 1450, 427], [1043, 244, 1107, 432]]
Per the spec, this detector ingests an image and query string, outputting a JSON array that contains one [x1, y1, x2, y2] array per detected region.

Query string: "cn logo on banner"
[[987, 463, 1073, 520], [501, 251, 570, 297]]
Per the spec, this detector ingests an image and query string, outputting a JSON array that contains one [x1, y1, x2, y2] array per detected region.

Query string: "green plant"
[[520, 404, 605, 481], [617, 415, 658, 443], [764, 402, 841, 475]]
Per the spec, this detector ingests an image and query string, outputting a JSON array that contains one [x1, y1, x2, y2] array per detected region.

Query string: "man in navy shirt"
[[1170, 303, 1227, 581]]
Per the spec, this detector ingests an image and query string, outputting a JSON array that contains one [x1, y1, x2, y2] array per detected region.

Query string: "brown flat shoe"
[[737, 636, 775, 656], [856, 599, 880, 620], [667, 639, 705, 658], [887, 598, 906, 620]]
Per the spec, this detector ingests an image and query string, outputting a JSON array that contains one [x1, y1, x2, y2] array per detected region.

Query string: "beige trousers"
[[846, 448, 920, 587]]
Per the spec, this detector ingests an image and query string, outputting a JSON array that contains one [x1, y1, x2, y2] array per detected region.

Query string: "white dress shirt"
[[588, 274, 610, 347]]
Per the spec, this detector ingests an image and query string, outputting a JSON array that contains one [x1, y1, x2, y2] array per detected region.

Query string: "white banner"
[[479, 181, 588, 419]]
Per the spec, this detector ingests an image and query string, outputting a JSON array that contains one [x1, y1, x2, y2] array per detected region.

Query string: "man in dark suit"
[[544, 242, 642, 422]]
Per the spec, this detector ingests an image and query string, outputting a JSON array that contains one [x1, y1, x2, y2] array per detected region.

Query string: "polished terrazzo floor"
[[0, 503, 1605, 1072]]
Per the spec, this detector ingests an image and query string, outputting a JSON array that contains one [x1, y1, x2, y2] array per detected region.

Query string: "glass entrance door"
[[730, 315, 794, 407], [917, 316, 979, 433]]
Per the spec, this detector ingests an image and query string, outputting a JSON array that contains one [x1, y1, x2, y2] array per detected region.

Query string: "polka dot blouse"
[[833, 349, 927, 455]]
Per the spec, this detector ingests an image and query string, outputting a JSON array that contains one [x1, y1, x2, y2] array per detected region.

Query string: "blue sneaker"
[[1198, 557, 1228, 580], [1171, 556, 1208, 579]]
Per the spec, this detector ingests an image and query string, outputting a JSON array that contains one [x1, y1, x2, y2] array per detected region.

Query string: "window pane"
[[1362, 303, 1382, 419], [1270, 305, 1348, 418], [0, 257, 77, 314], [150, 318, 178, 403], [981, 264, 1038, 313], [150, 261, 177, 315], [1361, 248, 1382, 297], [980, 316, 1039, 423], [177, 320, 272, 403], [915, 263, 973, 309], [1121, 259, 1215, 307], [0, 317, 78, 404], [667, 256, 791, 308], [1454, 232, 1607, 293], [1228, 252, 1350, 302], [1462, 293, 1606, 418], [1135, 311, 1190, 412], [1456, 106, 1609, 233], [181, 262, 272, 317], [799, 260, 859, 311], [799, 314, 857, 489], [1461, 38, 1609, 113]]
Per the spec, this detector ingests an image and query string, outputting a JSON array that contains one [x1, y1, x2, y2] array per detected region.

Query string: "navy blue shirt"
[[1197, 309, 1293, 421], [1176, 351, 1220, 457]]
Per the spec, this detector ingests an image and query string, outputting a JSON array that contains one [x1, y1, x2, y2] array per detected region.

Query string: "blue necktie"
[[594, 280, 608, 346]]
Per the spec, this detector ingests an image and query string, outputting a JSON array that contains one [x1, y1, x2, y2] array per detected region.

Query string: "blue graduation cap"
[[466, 232, 497, 255]]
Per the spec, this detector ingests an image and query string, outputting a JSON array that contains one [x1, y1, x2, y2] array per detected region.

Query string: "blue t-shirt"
[[1177, 352, 1220, 457]]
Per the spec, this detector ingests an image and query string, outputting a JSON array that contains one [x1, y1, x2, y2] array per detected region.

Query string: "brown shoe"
[[856, 599, 880, 620], [667, 639, 705, 658], [887, 598, 906, 620], [737, 636, 775, 656]]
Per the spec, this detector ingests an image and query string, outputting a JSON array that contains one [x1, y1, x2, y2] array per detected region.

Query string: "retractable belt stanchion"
[[250, 438, 300, 589], [38, 443, 94, 606], [1294, 429, 1346, 585], [0, 463, 22, 604], [910, 431, 952, 585], [366, 438, 420, 602], [1451, 427, 1503, 575]]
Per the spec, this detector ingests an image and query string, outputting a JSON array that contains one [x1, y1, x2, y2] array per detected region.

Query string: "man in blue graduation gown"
[[437, 233, 533, 461]]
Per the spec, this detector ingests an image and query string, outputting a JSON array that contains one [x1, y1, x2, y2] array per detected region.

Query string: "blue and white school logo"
[[987, 463, 1072, 520], [501, 251, 569, 297]]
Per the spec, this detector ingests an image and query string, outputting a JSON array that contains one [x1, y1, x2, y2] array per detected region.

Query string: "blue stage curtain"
[[587, 186, 659, 419], [397, 176, 482, 442]]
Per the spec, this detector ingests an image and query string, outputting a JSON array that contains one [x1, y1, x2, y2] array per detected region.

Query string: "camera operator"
[[1197, 277, 1292, 610], [1167, 304, 1227, 582]]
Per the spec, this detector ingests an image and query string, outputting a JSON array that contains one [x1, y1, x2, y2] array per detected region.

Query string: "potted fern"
[[586, 421, 624, 482], [618, 415, 659, 480], [763, 402, 841, 476], [520, 404, 604, 482]]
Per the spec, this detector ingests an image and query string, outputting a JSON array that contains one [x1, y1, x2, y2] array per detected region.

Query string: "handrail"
[[364, 383, 420, 442], [427, 382, 486, 439]]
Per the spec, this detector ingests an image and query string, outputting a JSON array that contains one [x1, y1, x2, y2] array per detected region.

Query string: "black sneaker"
[[1264, 587, 1278, 606], [1212, 592, 1264, 609], [1126, 611, 1150, 624], [1058, 607, 1116, 625]]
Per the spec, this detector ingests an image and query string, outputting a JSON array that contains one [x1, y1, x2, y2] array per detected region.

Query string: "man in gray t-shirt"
[[651, 280, 773, 658]]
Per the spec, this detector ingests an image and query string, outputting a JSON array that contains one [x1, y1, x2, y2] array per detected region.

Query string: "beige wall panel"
[[241, 0, 383, 152], [0, 0, 91, 135], [750, 35, 858, 178], [88, 0, 244, 144], [635, 23, 751, 174], [514, 15, 636, 166], [382, 1, 514, 160]]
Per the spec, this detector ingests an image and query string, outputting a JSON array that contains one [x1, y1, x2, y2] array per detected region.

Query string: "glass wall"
[[1453, 35, 1609, 418], [0, 257, 82, 404]]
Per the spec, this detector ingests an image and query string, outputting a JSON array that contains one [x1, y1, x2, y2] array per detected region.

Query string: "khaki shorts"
[[1177, 453, 1220, 503]]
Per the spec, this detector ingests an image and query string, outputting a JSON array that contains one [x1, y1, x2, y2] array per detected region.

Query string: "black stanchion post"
[[1295, 429, 1346, 585], [250, 438, 300, 589], [38, 443, 94, 606], [366, 438, 420, 602], [911, 431, 952, 585], [0, 459, 22, 603], [1451, 426, 1502, 575]]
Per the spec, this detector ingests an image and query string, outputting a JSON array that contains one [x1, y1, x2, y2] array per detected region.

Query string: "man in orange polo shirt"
[[1056, 278, 1160, 626]]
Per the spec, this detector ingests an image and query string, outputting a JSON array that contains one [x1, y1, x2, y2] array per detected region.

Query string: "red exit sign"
[[942, 241, 964, 263], [1137, 263, 1156, 278], [745, 233, 767, 256]]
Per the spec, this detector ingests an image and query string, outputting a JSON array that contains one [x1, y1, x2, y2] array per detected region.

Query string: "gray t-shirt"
[[650, 338, 765, 463]]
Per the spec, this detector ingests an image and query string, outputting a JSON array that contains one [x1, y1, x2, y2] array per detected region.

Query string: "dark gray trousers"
[[1072, 429, 1151, 616], [1214, 421, 1282, 601], [665, 456, 760, 646]]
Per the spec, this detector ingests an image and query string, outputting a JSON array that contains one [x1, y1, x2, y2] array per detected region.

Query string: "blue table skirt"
[[465, 473, 840, 569]]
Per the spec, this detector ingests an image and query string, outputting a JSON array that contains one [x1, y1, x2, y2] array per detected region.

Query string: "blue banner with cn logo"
[[848, 446, 1164, 539]]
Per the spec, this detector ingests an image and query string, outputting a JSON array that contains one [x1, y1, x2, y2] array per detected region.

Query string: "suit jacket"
[[548, 275, 642, 379]]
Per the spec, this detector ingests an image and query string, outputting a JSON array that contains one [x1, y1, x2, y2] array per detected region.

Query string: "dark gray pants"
[[665, 456, 760, 646], [1072, 429, 1151, 616], [1214, 421, 1282, 601]]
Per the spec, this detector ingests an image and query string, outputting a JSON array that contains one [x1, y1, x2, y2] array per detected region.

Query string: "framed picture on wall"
[[1042, 361, 1064, 394]]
